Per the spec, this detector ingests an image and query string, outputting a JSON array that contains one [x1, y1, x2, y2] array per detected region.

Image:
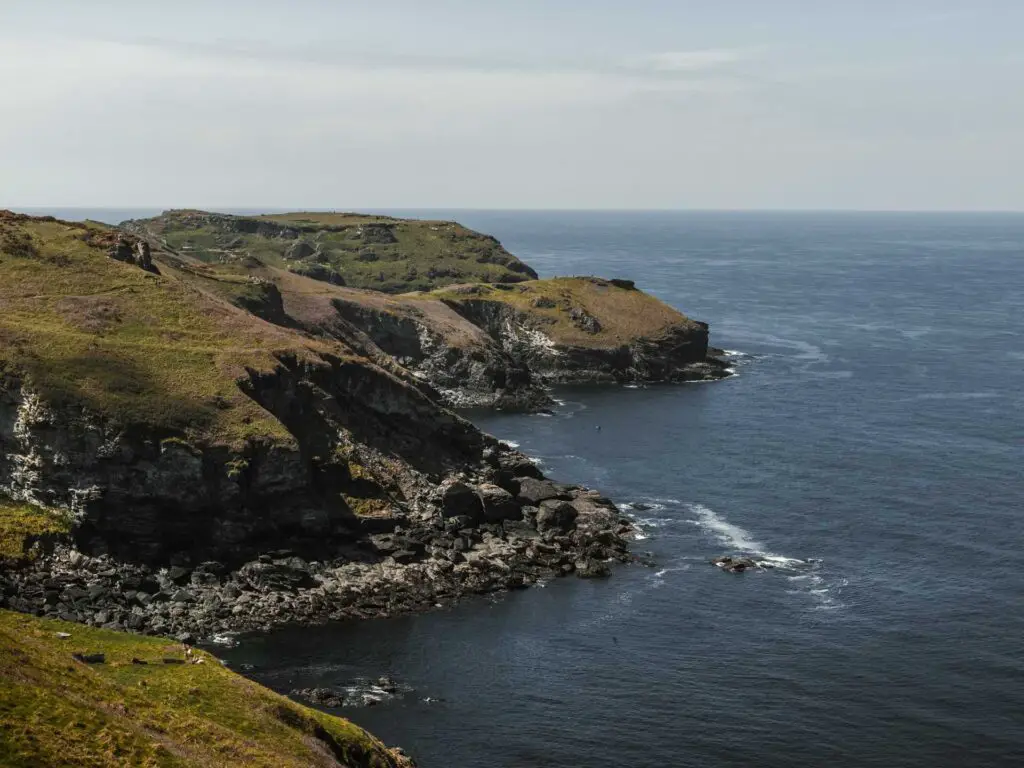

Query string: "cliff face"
[[0, 212, 492, 566], [434, 278, 729, 385]]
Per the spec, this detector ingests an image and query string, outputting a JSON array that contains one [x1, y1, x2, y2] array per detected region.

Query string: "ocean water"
[[24, 209, 1024, 766]]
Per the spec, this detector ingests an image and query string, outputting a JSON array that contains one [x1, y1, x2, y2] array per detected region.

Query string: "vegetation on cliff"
[[0, 610, 408, 767], [0, 211, 308, 445], [121, 210, 538, 294], [0, 497, 70, 565], [431, 276, 706, 348]]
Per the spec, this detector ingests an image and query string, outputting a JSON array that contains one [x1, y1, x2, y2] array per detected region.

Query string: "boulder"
[[515, 477, 570, 506], [536, 500, 578, 533], [478, 484, 521, 523], [440, 480, 483, 522]]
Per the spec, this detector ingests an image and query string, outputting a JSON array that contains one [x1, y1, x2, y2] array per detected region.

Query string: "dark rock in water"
[[376, 675, 399, 694], [291, 687, 346, 708], [711, 556, 760, 573], [629, 502, 653, 511], [575, 559, 612, 579], [72, 652, 105, 664]]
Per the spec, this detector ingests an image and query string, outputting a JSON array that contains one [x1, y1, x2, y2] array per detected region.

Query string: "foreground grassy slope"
[[0, 211, 331, 445], [0, 611, 407, 767], [122, 210, 538, 293]]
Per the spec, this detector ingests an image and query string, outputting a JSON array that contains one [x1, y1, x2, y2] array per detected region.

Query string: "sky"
[[1, 0, 1022, 210]]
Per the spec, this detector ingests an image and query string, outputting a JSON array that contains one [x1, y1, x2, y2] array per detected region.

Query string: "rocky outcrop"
[[439, 281, 730, 386], [0, 476, 634, 639]]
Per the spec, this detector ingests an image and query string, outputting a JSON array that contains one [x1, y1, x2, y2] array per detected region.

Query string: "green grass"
[[432, 277, 701, 348], [122, 210, 538, 294], [0, 212, 339, 447], [0, 497, 71, 564], [0, 610, 407, 767]]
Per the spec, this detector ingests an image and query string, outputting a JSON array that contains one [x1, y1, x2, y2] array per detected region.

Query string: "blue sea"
[[24, 209, 1024, 766]]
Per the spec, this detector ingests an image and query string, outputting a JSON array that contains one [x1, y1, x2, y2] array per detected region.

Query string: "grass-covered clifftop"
[[0, 610, 409, 767], [430, 276, 706, 348], [0, 211, 309, 445], [121, 210, 538, 294]]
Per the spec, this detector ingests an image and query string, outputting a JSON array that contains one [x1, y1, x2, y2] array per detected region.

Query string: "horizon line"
[[8, 205, 1024, 215]]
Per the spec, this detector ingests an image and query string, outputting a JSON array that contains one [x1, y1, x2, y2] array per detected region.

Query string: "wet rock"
[[711, 556, 759, 573], [575, 558, 611, 579]]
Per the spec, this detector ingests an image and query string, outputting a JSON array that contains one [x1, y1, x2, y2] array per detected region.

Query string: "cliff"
[[0, 211, 633, 643], [0, 609, 412, 767]]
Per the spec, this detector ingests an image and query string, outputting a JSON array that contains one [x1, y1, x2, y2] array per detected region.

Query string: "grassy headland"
[[122, 210, 538, 294]]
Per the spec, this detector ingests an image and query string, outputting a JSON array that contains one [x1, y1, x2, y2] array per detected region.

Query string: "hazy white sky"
[[2, 0, 1022, 210]]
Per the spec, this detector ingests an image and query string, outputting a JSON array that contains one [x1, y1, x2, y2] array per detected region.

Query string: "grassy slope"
[[0, 610, 405, 768], [124, 210, 537, 294], [431, 277, 702, 348], [0, 497, 70, 564], [0, 211, 345, 446]]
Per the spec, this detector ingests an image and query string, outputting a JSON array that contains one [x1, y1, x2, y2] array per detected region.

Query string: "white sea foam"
[[688, 504, 765, 552], [686, 503, 845, 611], [500, 440, 521, 449]]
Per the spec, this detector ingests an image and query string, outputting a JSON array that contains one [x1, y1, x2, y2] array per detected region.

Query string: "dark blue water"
[[24, 209, 1024, 766]]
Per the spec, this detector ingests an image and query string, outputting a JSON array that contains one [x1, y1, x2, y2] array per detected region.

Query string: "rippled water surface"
[[47, 209, 1024, 767]]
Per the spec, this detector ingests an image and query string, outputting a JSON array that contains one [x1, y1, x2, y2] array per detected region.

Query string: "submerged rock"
[[711, 556, 760, 573]]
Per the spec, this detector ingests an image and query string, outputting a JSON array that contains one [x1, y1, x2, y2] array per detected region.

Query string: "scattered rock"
[[72, 653, 105, 664], [291, 687, 346, 708]]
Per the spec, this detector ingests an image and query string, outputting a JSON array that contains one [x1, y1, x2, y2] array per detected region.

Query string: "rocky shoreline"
[[0, 473, 634, 642]]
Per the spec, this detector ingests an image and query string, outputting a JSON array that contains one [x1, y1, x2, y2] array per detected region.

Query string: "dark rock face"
[[326, 298, 552, 412]]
